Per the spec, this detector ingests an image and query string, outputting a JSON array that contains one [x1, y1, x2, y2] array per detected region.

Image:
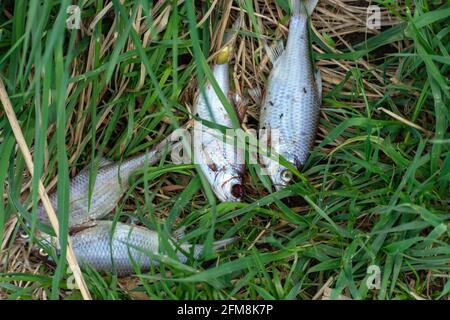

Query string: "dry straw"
[[0, 77, 92, 300]]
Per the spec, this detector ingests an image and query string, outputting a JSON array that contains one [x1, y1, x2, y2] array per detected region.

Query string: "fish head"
[[210, 165, 244, 202], [262, 155, 295, 190], [18, 208, 47, 241], [29, 232, 58, 261], [272, 164, 294, 191], [17, 224, 30, 241]]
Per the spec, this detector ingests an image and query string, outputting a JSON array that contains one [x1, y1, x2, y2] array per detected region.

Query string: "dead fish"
[[35, 139, 175, 229], [39, 221, 237, 276], [192, 18, 245, 202], [259, 0, 322, 189]]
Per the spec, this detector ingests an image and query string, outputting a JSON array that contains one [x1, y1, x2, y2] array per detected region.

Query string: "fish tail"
[[172, 226, 186, 240], [223, 15, 242, 44], [216, 16, 242, 64], [179, 237, 238, 261], [212, 237, 239, 251], [291, 0, 318, 16]]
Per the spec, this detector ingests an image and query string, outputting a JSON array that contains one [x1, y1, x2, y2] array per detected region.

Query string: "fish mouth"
[[218, 176, 244, 201], [230, 183, 244, 199]]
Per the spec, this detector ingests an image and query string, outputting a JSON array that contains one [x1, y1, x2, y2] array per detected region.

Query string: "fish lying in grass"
[[192, 19, 245, 202], [39, 221, 236, 276], [259, 0, 322, 189], [35, 139, 175, 229]]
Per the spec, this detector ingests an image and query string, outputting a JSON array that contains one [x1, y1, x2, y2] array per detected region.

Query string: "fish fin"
[[248, 87, 263, 104], [99, 157, 113, 167], [230, 92, 242, 105], [78, 157, 112, 175], [126, 215, 140, 225], [230, 92, 248, 123], [69, 221, 98, 235], [200, 145, 215, 169], [291, 0, 318, 16], [213, 237, 239, 251], [176, 237, 238, 260], [217, 15, 243, 64], [172, 226, 186, 241], [223, 14, 242, 45], [264, 40, 285, 65], [315, 69, 322, 101]]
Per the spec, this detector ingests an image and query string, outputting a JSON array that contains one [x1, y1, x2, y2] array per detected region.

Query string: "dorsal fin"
[[248, 87, 263, 104], [264, 40, 285, 64], [230, 92, 248, 123], [98, 157, 113, 167]]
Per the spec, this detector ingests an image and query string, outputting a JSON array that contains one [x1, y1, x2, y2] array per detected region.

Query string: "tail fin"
[[172, 226, 186, 241], [216, 15, 242, 64], [178, 237, 238, 261], [223, 15, 242, 44], [291, 0, 318, 16], [212, 237, 239, 251]]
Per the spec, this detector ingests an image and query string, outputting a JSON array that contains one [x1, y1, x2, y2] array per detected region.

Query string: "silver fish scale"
[[260, 14, 321, 173], [194, 63, 241, 169], [195, 64, 230, 126], [193, 63, 244, 201], [36, 146, 164, 228], [70, 221, 202, 275]]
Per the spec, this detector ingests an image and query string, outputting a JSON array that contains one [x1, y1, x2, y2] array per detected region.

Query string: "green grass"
[[0, 0, 449, 300]]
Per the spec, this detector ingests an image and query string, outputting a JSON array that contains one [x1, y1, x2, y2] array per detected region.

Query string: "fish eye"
[[280, 169, 293, 183], [19, 230, 30, 240], [38, 248, 48, 257]]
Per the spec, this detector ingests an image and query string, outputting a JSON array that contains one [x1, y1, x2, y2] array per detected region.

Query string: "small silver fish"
[[36, 139, 174, 229], [48, 221, 236, 276], [192, 20, 245, 202], [259, 0, 322, 189]]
